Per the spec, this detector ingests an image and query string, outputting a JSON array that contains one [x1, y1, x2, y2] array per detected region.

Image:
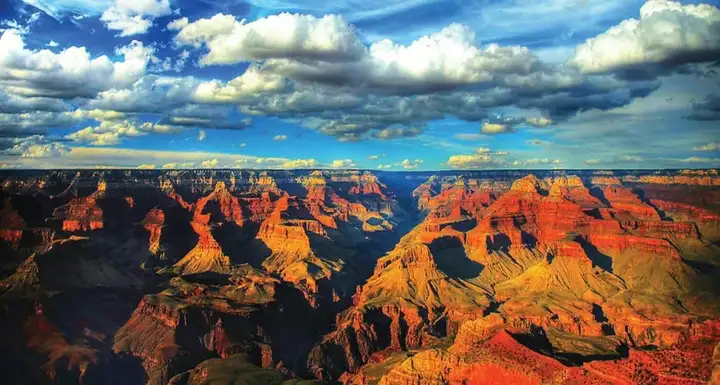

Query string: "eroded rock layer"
[[0, 169, 718, 385]]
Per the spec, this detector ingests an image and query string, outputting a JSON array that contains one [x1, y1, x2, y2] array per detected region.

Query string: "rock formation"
[[0, 169, 718, 385]]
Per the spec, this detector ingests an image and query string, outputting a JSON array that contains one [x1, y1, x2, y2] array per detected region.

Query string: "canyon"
[[0, 169, 718, 385]]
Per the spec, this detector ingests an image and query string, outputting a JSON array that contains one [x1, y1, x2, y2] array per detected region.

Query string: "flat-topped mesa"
[[0, 199, 26, 248], [623, 174, 720, 186], [52, 178, 109, 232], [590, 175, 623, 186], [142, 208, 165, 255]]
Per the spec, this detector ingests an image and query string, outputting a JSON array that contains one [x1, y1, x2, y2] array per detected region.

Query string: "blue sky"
[[0, 0, 718, 170]]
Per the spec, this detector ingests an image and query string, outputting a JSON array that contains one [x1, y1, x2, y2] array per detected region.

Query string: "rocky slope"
[[0, 169, 718, 384]]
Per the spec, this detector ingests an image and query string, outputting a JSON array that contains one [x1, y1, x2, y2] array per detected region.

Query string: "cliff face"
[[312, 171, 720, 383], [0, 169, 719, 385]]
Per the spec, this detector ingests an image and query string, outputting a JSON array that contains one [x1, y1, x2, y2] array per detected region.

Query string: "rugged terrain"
[[1, 169, 719, 385]]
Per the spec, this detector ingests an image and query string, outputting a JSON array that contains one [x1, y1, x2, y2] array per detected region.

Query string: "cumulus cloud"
[[447, 151, 505, 169], [1, 136, 70, 157], [101, 0, 172, 36], [167, 17, 189, 31], [0, 111, 75, 136], [175, 13, 365, 66], [0, 31, 154, 98], [197, 129, 207, 141], [330, 159, 355, 168], [200, 158, 219, 168], [400, 159, 423, 169], [65, 120, 182, 146], [277, 158, 317, 169], [46, 40, 59, 47], [481, 122, 513, 134], [273, 134, 287, 141], [571, 0, 720, 74], [446, 147, 562, 169], [372, 126, 423, 139], [525, 117, 553, 127], [481, 115, 554, 134], [694, 142, 719, 152]]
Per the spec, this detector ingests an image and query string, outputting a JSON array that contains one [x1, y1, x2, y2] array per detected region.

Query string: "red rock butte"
[[0, 168, 719, 385]]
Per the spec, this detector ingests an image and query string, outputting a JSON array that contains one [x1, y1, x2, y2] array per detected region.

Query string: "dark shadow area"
[[583, 208, 603, 220], [592, 304, 616, 335], [633, 188, 671, 220], [589, 187, 611, 207], [682, 258, 716, 274], [449, 218, 477, 232], [576, 236, 614, 273], [182, 271, 232, 285], [521, 231, 537, 248], [430, 236, 484, 279], [510, 326, 554, 357], [483, 300, 502, 316], [486, 233, 511, 253]]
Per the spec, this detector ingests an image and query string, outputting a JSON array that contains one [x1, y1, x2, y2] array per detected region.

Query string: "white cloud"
[[525, 117, 553, 127], [2, 136, 70, 158], [46, 40, 59, 47], [200, 158, 219, 168], [694, 142, 719, 152], [330, 159, 355, 168], [197, 129, 207, 141], [174, 13, 365, 66], [65, 120, 182, 146], [239, 143, 247, 148], [520, 158, 564, 166], [101, 0, 172, 36], [481, 122, 512, 134], [400, 159, 423, 169], [273, 134, 288, 141], [676, 156, 720, 163], [368, 155, 378, 160], [583, 156, 644, 165], [446, 147, 509, 169], [377, 164, 392, 169], [372, 126, 423, 140], [0, 30, 154, 98], [167, 17, 189, 31], [571, 0, 720, 73], [277, 158, 317, 169]]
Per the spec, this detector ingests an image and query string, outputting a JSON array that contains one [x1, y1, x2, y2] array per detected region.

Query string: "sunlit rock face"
[[0, 169, 719, 384]]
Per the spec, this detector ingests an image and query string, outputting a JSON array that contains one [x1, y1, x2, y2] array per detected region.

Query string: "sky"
[[0, 0, 718, 170]]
